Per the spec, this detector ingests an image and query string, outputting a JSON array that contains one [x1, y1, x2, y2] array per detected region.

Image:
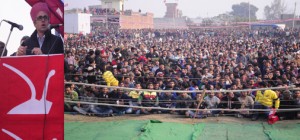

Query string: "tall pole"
[[249, 1, 251, 30], [173, 3, 176, 28], [292, 2, 297, 30], [173, 9, 175, 28], [106, 7, 108, 29]]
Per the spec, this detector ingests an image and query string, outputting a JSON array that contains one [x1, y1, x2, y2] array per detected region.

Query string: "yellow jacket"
[[255, 90, 280, 109], [129, 91, 141, 99], [102, 71, 119, 86]]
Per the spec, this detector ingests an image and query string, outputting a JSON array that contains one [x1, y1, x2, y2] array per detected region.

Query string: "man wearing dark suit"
[[16, 2, 63, 56]]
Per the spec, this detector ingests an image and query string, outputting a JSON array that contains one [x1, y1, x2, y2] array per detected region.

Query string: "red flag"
[[0, 55, 64, 140]]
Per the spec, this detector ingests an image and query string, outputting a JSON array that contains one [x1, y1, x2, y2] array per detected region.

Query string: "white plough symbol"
[[1, 63, 56, 139], [3, 63, 55, 114]]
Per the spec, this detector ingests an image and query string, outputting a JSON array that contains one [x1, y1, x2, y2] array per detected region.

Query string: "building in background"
[[101, 0, 124, 12], [280, 14, 300, 29], [120, 10, 153, 29], [88, 0, 154, 29], [154, 2, 187, 29], [65, 12, 92, 34], [164, 3, 182, 18]]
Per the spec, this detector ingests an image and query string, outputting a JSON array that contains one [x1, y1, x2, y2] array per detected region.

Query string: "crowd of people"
[[64, 23, 300, 121], [88, 7, 120, 16]]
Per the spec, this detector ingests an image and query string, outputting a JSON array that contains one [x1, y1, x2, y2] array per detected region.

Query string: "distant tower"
[[101, 0, 124, 12], [164, 3, 178, 18]]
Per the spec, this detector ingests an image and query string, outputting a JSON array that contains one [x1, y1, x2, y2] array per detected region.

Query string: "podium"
[[0, 54, 64, 139]]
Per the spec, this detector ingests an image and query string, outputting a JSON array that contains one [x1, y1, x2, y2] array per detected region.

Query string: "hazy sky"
[[65, 0, 300, 19]]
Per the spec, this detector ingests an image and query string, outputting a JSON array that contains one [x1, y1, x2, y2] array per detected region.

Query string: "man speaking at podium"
[[16, 2, 63, 56]]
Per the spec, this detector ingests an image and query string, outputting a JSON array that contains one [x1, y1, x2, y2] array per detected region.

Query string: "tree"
[[230, 2, 258, 21], [264, 0, 287, 20]]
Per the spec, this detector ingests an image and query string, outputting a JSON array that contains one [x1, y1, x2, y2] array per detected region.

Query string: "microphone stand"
[[1, 25, 14, 57]]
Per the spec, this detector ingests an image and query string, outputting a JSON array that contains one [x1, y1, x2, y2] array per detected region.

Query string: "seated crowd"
[[64, 25, 300, 120]]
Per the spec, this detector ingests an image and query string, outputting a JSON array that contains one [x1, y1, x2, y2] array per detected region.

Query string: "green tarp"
[[65, 120, 300, 140]]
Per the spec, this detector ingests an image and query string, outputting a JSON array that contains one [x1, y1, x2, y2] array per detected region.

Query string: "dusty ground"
[[65, 114, 300, 124]]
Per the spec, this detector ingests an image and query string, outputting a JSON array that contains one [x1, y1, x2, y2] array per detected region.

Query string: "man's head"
[[65, 86, 72, 94], [147, 82, 154, 89], [102, 87, 109, 94], [20, 36, 30, 45], [209, 92, 215, 98], [135, 83, 142, 89], [0, 41, 7, 56], [30, 2, 50, 33], [227, 92, 234, 98], [258, 82, 267, 88], [241, 91, 248, 97]]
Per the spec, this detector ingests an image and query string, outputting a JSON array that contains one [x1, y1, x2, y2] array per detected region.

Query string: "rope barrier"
[[65, 82, 298, 93], [65, 97, 300, 107], [72, 96, 300, 103], [64, 100, 300, 112], [65, 73, 293, 83]]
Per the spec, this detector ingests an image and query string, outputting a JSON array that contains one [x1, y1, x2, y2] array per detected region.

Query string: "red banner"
[[0, 55, 64, 140]]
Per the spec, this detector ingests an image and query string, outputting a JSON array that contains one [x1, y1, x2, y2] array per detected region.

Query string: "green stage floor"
[[65, 120, 300, 140]]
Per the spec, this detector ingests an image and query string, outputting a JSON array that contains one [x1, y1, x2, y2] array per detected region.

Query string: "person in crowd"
[[102, 65, 119, 86], [204, 92, 221, 117], [175, 89, 193, 115], [96, 87, 114, 116], [138, 82, 159, 114], [186, 93, 207, 118], [110, 83, 132, 115], [238, 91, 254, 118], [128, 83, 143, 114], [278, 90, 294, 120], [0, 41, 7, 57], [252, 82, 280, 121], [292, 91, 300, 119], [219, 92, 240, 117], [159, 88, 177, 113], [64, 85, 79, 112], [72, 86, 99, 115]]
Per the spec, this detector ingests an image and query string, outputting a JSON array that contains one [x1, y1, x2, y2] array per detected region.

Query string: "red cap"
[[30, 2, 50, 22]]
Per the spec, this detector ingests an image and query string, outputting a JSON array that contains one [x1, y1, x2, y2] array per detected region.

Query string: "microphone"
[[3, 20, 23, 30], [48, 24, 63, 29]]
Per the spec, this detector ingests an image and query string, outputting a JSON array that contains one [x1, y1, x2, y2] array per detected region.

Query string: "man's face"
[[168, 82, 175, 88], [295, 91, 300, 98], [135, 84, 141, 89], [209, 92, 214, 98], [34, 11, 49, 33], [154, 84, 159, 89], [65, 87, 71, 94], [163, 51, 167, 56], [147, 84, 153, 89], [102, 88, 109, 94], [181, 92, 187, 98], [159, 64, 164, 70], [228, 92, 234, 98], [241, 91, 247, 97]]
